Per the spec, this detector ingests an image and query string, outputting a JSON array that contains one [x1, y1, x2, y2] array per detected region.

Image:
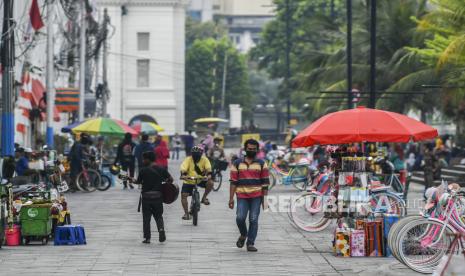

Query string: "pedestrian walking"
[[171, 133, 182, 160], [154, 135, 170, 170], [184, 131, 194, 156], [134, 134, 154, 170], [135, 151, 173, 244], [115, 133, 136, 189], [229, 139, 269, 252]]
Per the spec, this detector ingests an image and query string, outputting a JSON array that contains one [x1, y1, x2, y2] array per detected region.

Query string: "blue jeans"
[[236, 197, 262, 246]]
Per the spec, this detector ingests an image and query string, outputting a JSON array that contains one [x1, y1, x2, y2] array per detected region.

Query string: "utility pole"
[[79, 0, 86, 121], [46, 0, 55, 148], [346, 0, 353, 109], [1, 0, 15, 156], [210, 54, 217, 117], [102, 8, 109, 117], [285, 0, 291, 127], [369, 0, 377, 108], [220, 52, 228, 114]]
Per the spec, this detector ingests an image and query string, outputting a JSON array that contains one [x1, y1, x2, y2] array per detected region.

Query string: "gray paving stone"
[[0, 159, 427, 275]]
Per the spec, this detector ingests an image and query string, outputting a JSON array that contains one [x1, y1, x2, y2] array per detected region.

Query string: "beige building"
[[189, 0, 275, 53]]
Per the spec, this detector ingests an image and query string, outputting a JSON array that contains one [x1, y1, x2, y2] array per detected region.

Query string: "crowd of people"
[[10, 129, 462, 253]]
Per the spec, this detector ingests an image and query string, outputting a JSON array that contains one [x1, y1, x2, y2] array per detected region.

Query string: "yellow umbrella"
[[194, 117, 229, 123]]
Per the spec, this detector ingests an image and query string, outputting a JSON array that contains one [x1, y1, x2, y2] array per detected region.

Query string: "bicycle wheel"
[[388, 215, 423, 260], [396, 219, 455, 274], [97, 174, 112, 191], [369, 191, 406, 217], [288, 192, 331, 232], [290, 166, 309, 191], [192, 191, 200, 226], [76, 169, 101, 192], [213, 171, 222, 192]]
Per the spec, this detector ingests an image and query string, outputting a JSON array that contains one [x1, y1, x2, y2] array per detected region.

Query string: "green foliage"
[[185, 37, 251, 128], [254, 0, 436, 121], [409, 0, 465, 142]]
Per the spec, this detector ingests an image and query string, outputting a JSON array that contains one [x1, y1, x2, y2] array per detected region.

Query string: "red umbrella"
[[292, 106, 438, 147]]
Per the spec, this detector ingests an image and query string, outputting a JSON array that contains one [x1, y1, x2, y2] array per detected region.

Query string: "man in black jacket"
[[115, 133, 136, 189], [136, 151, 173, 244]]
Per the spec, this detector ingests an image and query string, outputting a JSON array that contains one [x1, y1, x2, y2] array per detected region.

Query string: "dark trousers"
[[142, 198, 164, 239]]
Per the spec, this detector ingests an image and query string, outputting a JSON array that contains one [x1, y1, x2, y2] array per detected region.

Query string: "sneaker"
[[236, 236, 246, 248], [142, 239, 150, 244], [247, 245, 258, 252], [159, 231, 166, 242], [182, 214, 191, 220], [129, 184, 134, 189]]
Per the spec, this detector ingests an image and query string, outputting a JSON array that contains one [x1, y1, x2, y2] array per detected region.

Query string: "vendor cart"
[[20, 200, 52, 245]]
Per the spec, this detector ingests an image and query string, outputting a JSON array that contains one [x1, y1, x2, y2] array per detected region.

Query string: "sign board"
[[241, 133, 260, 145]]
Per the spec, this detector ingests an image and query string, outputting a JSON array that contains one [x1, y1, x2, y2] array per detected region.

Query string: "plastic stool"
[[54, 225, 78, 245], [74, 225, 86, 245]]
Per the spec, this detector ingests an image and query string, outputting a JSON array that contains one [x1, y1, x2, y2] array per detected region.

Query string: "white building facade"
[[97, 0, 187, 134]]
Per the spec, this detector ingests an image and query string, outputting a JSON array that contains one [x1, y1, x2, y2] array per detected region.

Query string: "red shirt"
[[154, 141, 170, 168]]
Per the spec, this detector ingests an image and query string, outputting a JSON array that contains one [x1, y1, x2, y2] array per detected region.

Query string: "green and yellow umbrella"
[[71, 118, 138, 136]]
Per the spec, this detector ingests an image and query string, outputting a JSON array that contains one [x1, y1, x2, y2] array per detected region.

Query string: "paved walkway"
[[0, 159, 422, 275]]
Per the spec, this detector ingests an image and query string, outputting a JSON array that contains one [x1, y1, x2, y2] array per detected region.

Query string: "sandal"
[[236, 236, 246, 248], [182, 214, 191, 220], [202, 198, 210, 205]]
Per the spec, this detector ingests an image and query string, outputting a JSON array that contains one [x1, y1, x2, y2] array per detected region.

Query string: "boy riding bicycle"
[[180, 146, 213, 220]]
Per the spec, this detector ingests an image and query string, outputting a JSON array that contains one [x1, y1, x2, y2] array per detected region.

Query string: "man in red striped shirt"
[[229, 139, 269, 252]]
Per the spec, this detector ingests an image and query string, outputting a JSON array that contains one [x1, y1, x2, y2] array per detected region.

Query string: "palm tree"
[[409, 0, 465, 143]]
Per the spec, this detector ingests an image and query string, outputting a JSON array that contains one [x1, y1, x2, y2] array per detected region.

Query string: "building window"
[[137, 59, 150, 87], [137, 32, 150, 51]]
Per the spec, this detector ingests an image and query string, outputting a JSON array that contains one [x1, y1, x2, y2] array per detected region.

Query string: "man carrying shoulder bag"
[[136, 151, 174, 244]]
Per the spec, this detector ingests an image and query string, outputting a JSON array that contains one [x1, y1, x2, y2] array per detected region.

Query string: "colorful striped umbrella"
[[61, 120, 83, 133], [71, 118, 138, 136], [132, 122, 164, 134]]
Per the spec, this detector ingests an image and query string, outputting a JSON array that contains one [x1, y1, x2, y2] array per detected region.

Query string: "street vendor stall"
[[290, 106, 438, 258]]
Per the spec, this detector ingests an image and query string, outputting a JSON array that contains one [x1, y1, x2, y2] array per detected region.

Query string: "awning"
[[55, 88, 79, 112]]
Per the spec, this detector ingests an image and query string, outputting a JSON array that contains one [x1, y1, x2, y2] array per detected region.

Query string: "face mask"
[[192, 153, 202, 162], [245, 150, 257, 159]]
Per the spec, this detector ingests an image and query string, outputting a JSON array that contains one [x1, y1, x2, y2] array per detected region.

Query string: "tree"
[[185, 38, 251, 128], [186, 17, 227, 48], [408, 0, 465, 143], [253, 0, 435, 121]]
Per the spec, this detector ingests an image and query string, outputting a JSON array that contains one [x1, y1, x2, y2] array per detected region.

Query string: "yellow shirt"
[[180, 156, 212, 184]]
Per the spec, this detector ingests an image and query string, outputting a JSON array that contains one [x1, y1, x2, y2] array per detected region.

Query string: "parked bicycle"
[[288, 174, 406, 232], [388, 182, 465, 274], [75, 160, 101, 192]]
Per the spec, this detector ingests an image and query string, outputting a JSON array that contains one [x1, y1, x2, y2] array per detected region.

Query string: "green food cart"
[[20, 203, 52, 245]]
